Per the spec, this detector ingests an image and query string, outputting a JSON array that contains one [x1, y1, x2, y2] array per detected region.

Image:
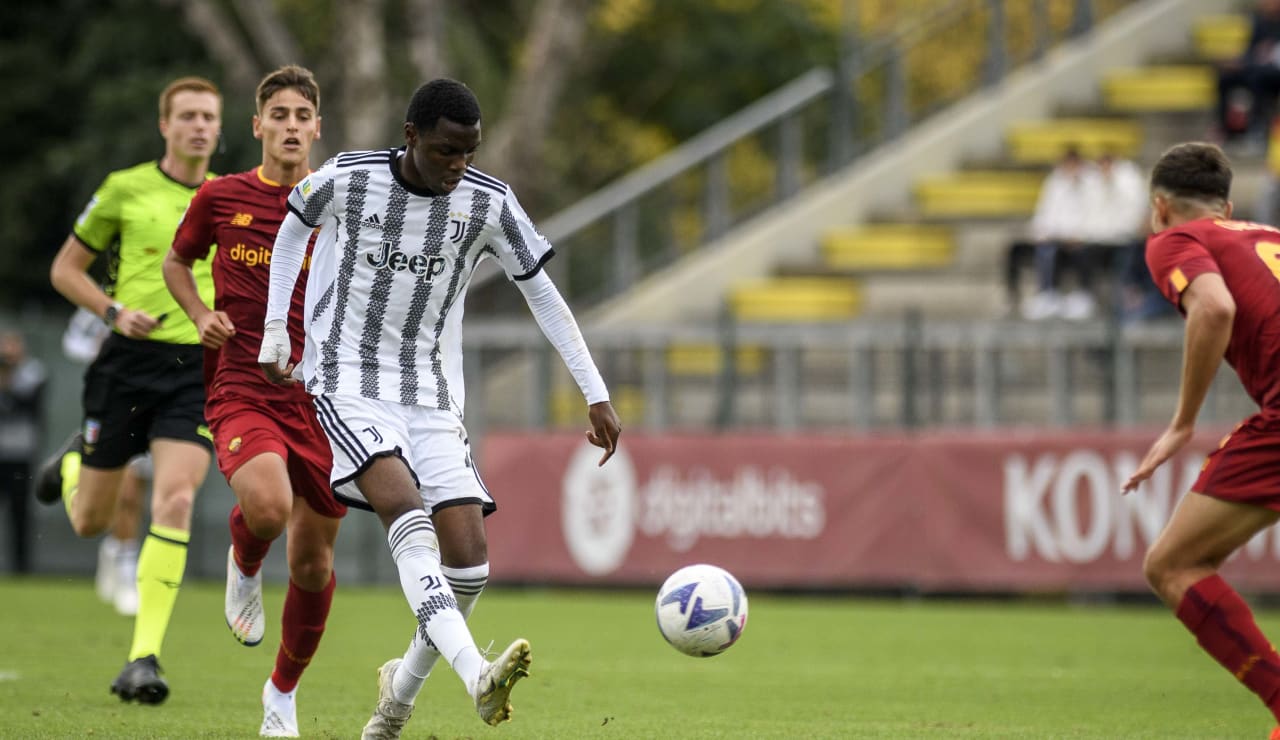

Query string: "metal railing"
[[478, 0, 1136, 306], [461, 315, 1252, 440], [11, 311, 1247, 581]]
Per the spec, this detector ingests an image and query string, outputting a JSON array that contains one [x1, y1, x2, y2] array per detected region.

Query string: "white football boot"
[[361, 659, 413, 740], [260, 678, 299, 738], [473, 638, 532, 726], [224, 545, 265, 646]]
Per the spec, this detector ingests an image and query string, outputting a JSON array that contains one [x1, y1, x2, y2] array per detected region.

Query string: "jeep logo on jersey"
[[366, 241, 446, 277]]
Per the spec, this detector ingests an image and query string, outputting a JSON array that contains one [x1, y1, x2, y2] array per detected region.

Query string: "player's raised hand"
[[257, 319, 297, 385], [196, 310, 236, 349], [1123, 424, 1194, 493], [586, 400, 621, 466]]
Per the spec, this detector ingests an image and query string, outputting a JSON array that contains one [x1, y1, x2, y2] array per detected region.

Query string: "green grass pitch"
[[0, 578, 1272, 738]]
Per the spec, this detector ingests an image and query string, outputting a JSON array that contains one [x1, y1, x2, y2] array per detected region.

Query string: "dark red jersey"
[[1147, 217, 1280, 412], [172, 167, 312, 405]]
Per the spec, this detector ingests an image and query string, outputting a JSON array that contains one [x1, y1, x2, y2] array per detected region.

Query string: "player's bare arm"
[[51, 234, 160, 340], [1124, 272, 1235, 492], [162, 249, 235, 349]]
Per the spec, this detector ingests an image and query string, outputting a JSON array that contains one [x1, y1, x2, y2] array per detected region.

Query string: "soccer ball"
[[655, 564, 748, 657]]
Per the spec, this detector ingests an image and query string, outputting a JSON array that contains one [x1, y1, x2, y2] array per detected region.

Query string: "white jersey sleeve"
[[265, 163, 339, 325], [517, 270, 610, 404], [286, 163, 340, 229], [489, 188, 555, 281]]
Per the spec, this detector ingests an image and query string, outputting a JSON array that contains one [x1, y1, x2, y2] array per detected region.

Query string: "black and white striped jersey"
[[273, 147, 554, 413]]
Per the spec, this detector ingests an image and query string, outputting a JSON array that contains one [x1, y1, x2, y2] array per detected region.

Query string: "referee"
[[39, 76, 222, 705]]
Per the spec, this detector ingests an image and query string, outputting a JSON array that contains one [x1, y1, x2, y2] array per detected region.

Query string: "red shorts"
[[1193, 413, 1280, 511], [207, 397, 346, 519]]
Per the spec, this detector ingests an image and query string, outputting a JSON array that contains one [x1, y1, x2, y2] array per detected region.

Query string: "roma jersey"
[[171, 167, 312, 404], [1147, 217, 1280, 411], [73, 161, 215, 345]]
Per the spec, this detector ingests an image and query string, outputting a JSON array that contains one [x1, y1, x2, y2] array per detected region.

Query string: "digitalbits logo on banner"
[[561, 443, 636, 575]]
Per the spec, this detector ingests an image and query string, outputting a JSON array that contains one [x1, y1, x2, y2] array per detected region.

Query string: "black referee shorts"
[[79, 333, 212, 469]]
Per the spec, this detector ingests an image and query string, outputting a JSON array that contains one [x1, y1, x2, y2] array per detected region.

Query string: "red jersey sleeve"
[[1146, 229, 1220, 307], [171, 180, 217, 261]]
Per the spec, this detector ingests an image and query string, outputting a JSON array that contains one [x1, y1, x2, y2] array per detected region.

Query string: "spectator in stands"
[[0, 329, 47, 573], [1083, 152, 1170, 323], [1257, 116, 1280, 225], [1007, 147, 1098, 320], [1215, 0, 1280, 147]]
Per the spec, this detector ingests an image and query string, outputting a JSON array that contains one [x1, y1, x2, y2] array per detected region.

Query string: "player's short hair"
[[159, 76, 221, 120], [406, 79, 481, 132], [1150, 142, 1232, 205], [256, 65, 320, 113]]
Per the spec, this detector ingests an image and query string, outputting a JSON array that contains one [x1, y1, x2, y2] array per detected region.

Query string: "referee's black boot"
[[110, 654, 169, 705], [33, 432, 81, 506]]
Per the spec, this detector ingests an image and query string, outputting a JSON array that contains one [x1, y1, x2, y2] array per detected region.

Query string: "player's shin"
[[229, 504, 273, 576], [272, 573, 336, 693], [387, 511, 483, 691], [392, 562, 489, 704], [1177, 574, 1280, 721], [129, 524, 189, 661]]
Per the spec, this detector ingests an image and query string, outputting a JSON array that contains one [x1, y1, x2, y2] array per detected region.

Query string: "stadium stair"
[[1101, 65, 1216, 112], [473, 1, 1256, 427], [729, 277, 862, 322], [659, 279, 859, 384], [1192, 13, 1251, 61], [913, 171, 1046, 219], [821, 224, 955, 271], [1005, 118, 1144, 164], [702, 6, 1256, 334]]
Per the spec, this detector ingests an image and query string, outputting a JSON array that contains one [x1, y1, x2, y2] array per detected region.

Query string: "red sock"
[[1176, 574, 1280, 722], [228, 504, 272, 577], [271, 574, 335, 693]]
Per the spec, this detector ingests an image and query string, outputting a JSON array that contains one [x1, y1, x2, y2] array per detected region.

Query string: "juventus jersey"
[[270, 148, 554, 413]]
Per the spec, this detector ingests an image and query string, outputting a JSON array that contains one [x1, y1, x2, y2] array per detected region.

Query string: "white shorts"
[[311, 394, 494, 515]]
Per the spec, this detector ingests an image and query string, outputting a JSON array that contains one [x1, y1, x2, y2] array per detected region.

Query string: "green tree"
[[2, 0, 843, 312]]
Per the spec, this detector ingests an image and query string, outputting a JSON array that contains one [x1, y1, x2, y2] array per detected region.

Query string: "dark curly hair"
[[1150, 142, 1232, 205], [405, 78, 481, 132]]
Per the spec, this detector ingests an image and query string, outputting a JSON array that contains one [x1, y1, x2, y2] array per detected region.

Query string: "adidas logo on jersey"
[[362, 213, 384, 231]]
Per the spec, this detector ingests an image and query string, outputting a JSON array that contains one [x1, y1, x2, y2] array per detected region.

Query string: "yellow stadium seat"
[[821, 224, 954, 270], [914, 171, 1044, 218], [1102, 66, 1216, 112], [1193, 14, 1250, 62], [730, 277, 862, 322], [1006, 118, 1143, 165], [666, 344, 767, 376], [550, 383, 644, 428]]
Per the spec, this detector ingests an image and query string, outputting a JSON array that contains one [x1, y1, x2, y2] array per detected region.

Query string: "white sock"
[[392, 562, 489, 704], [265, 676, 296, 702], [100, 536, 121, 560], [117, 542, 139, 584], [387, 511, 482, 694]]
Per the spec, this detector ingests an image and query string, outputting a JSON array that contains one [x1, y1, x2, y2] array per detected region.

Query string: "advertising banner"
[[482, 427, 1280, 592]]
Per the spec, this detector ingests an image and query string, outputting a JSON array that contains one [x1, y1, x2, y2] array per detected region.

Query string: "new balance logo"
[[362, 213, 384, 231]]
